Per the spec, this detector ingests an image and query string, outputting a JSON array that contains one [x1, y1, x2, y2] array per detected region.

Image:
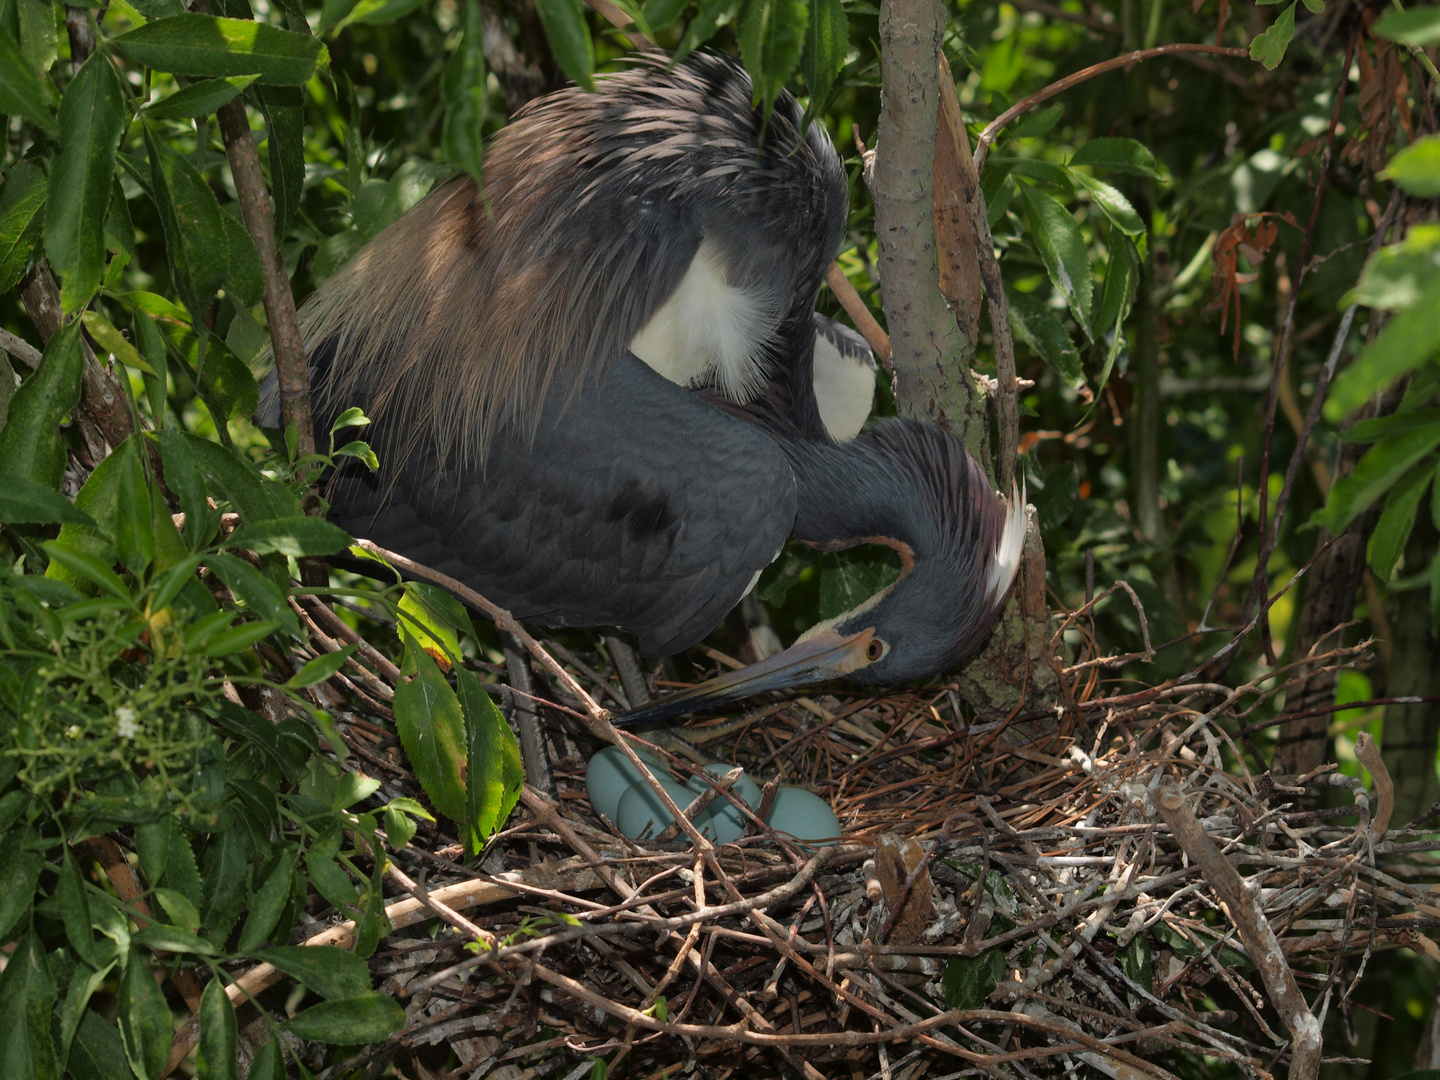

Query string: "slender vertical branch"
[[213, 100, 316, 463]]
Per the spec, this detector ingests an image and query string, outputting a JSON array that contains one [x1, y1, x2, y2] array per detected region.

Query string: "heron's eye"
[[866, 638, 885, 662]]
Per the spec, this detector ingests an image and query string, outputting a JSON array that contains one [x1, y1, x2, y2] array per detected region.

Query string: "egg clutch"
[[585, 746, 840, 845]]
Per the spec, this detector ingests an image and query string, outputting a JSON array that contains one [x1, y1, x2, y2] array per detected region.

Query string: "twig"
[[825, 263, 893, 373], [1150, 777, 1322, 1080], [1240, 25, 1359, 659], [1351, 733, 1394, 842], [385, 863, 498, 947], [0, 327, 42, 369], [212, 97, 313, 462], [973, 44, 1252, 171]]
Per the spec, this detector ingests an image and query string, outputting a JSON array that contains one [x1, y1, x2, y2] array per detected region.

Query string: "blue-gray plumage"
[[261, 54, 1024, 726]]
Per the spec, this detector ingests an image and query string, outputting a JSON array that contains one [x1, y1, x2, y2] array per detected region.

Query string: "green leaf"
[[196, 977, 237, 1080], [57, 849, 98, 968], [333, 0, 428, 29], [284, 994, 404, 1043], [81, 310, 154, 375], [674, 0, 741, 63], [332, 771, 381, 810], [1373, 5, 1440, 45], [817, 546, 901, 621], [0, 22, 58, 135], [306, 835, 358, 910], [1069, 138, 1159, 177], [394, 631, 469, 823], [226, 515, 352, 556], [1348, 224, 1440, 311], [383, 804, 418, 848], [159, 424, 216, 551], [1382, 136, 1440, 198], [1249, 1, 1296, 70], [0, 161, 48, 295], [1343, 408, 1440, 444], [44, 51, 126, 312], [0, 476, 97, 527], [113, 14, 326, 85], [440, 0, 485, 185], [1092, 236, 1138, 342], [0, 932, 58, 1080], [642, 0, 688, 31], [1010, 101, 1063, 138], [1115, 932, 1154, 991], [0, 824, 43, 943], [144, 123, 229, 327], [1019, 183, 1094, 337], [737, 0, 807, 112], [236, 851, 295, 951], [143, 74, 260, 119], [941, 948, 1004, 1010], [119, 948, 171, 1080], [533, 0, 593, 90], [0, 319, 83, 488], [1069, 171, 1144, 237], [799, 0, 846, 107], [1327, 273, 1440, 420], [287, 646, 357, 689], [251, 945, 371, 1000], [221, 211, 265, 308], [200, 618, 281, 657], [398, 581, 471, 665], [1322, 423, 1440, 534], [244, 1036, 285, 1080], [252, 85, 305, 241], [67, 1012, 130, 1080], [458, 664, 523, 852], [114, 440, 156, 576], [1369, 465, 1432, 578], [1006, 286, 1081, 386], [131, 924, 219, 954], [1034, 460, 1080, 532], [184, 431, 303, 521], [153, 887, 201, 932], [42, 541, 132, 600], [204, 552, 299, 634]]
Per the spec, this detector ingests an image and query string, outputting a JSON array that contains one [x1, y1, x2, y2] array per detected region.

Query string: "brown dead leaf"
[[1343, 40, 1407, 174], [1207, 212, 1294, 360]]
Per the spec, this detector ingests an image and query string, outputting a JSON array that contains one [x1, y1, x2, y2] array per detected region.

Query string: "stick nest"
[[266, 609, 1435, 1080]]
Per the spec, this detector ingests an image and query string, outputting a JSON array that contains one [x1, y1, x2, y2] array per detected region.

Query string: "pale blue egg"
[[764, 787, 841, 844], [586, 745, 668, 824], [686, 764, 762, 845], [616, 775, 702, 840]]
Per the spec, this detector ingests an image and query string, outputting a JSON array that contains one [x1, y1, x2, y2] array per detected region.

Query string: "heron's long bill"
[[612, 628, 875, 729]]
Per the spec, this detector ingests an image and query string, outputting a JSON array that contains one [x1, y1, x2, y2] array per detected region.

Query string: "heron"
[[261, 53, 1023, 724]]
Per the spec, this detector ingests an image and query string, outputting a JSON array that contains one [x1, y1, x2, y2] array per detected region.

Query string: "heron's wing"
[[328, 354, 797, 656]]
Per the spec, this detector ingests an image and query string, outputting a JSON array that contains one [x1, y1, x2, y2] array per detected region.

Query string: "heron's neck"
[[783, 436, 925, 559]]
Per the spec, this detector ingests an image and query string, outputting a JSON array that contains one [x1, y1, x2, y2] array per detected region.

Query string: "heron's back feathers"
[[295, 53, 847, 474]]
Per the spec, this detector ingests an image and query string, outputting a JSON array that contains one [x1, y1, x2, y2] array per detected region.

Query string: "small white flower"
[[116, 706, 139, 740], [65, 725, 82, 739]]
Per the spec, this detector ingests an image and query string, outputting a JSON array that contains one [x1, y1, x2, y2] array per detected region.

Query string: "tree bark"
[[872, 0, 984, 451], [1380, 526, 1440, 831], [873, 0, 1057, 717]]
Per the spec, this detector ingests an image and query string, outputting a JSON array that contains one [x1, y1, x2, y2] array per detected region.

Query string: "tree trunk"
[[872, 0, 1058, 718]]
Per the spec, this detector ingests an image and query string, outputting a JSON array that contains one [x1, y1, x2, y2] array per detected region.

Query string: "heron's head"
[[614, 423, 1025, 728]]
